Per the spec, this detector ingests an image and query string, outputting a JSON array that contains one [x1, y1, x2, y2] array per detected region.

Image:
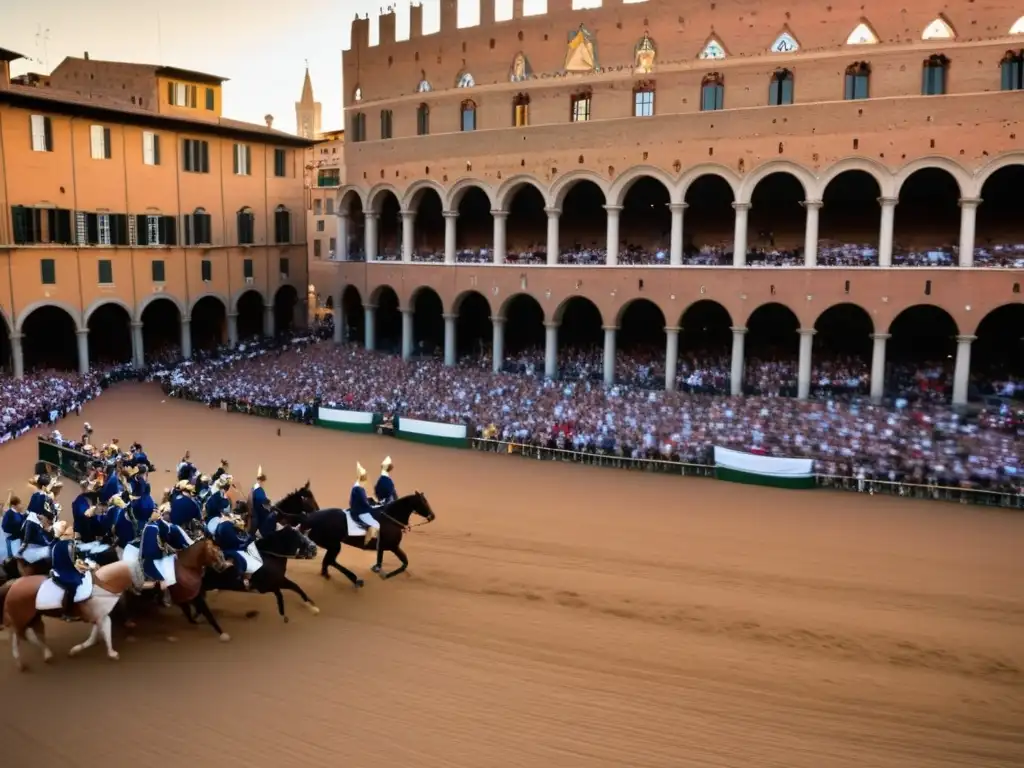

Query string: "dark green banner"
[[37, 439, 92, 483]]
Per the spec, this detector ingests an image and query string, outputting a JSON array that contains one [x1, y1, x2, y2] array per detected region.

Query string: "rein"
[[375, 507, 432, 532]]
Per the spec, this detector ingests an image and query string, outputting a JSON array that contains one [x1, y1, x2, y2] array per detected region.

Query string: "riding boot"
[[61, 586, 76, 622], [161, 587, 172, 608], [364, 526, 378, 547]]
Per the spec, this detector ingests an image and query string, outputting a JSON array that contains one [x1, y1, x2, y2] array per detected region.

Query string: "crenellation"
[[380, 9, 397, 46], [440, 0, 459, 34], [410, 3, 424, 39], [351, 15, 370, 53]]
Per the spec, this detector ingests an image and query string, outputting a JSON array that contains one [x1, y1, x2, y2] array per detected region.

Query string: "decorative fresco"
[[634, 33, 656, 74], [510, 52, 532, 82], [456, 71, 475, 88], [698, 36, 727, 60], [565, 24, 598, 72], [846, 20, 879, 45], [770, 28, 800, 54]]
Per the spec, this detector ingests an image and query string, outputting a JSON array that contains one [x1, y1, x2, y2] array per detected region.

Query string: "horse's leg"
[[320, 544, 340, 579], [382, 544, 410, 580], [23, 623, 53, 664], [97, 614, 119, 661], [279, 576, 320, 615], [69, 625, 100, 657], [371, 532, 386, 574], [11, 629, 23, 671], [272, 589, 289, 623], [179, 603, 198, 624], [191, 596, 231, 642]]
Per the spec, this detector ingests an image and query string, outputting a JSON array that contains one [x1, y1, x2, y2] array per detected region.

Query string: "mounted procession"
[[0, 428, 436, 671]]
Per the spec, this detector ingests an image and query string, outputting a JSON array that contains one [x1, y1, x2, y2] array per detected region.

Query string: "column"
[[732, 202, 750, 267], [227, 313, 239, 347], [797, 328, 816, 400], [180, 318, 192, 359], [400, 209, 415, 263], [11, 332, 24, 380], [730, 326, 746, 396], [958, 198, 981, 269], [952, 334, 975, 406], [878, 197, 896, 268], [443, 313, 457, 366], [664, 325, 680, 391], [400, 308, 413, 360], [131, 321, 144, 368], [602, 326, 617, 386], [668, 203, 687, 267], [362, 305, 377, 350], [263, 304, 274, 338], [491, 316, 505, 372], [604, 205, 622, 266], [869, 333, 889, 403], [337, 213, 349, 260], [491, 210, 508, 265], [544, 321, 559, 378], [76, 328, 89, 375], [443, 210, 458, 265], [544, 207, 560, 266], [364, 212, 378, 261], [332, 294, 345, 344], [802, 200, 822, 268]]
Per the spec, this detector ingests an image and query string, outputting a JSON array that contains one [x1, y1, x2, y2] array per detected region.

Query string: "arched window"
[[513, 93, 530, 127], [351, 112, 366, 142], [416, 103, 430, 136], [844, 62, 870, 100], [461, 100, 477, 132], [1012, 16, 1024, 35], [274, 205, 291, 245], [353, 86, 362, 102], [633, 82, 655, 117], [417, 79, 432, 92], [700, 73, 724, 111], [186, 207, 211, 246], [769, 69, 794, 105], [1000, 50, 1024, 91], [237, 207, 255, 245], [380, 109, 393, 139], [457, 71, 475, 88], [570, 91, 592, 122], [922, 54, 949, 96]]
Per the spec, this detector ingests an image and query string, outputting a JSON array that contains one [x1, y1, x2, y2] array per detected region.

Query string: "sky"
[[3, 0, 617, 135]]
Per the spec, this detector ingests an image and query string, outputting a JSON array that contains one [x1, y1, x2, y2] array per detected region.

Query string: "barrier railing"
[[469, 438, 1024, 509]]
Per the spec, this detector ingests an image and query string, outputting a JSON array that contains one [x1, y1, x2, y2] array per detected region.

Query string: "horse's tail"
[[0, 580, 12, 626]]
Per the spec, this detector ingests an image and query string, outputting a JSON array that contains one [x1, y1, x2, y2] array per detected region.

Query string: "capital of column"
[[956, 334, 977, 344], [667, 202, 689, 213], [797, 328, 817, 336], [442, 210, 459, 220], [958, 197, 983, 208], [878, 196, 898, 207], [9, 332, 24, 341], [336, 211, 350, 220], [363, 303, 378, 311], [870, 333, 891, 341], [181, 317, 191, 325], [227, 312, 239, 319], [602, 325, 619, 332], [664, 325, 682, 334], [543, 207, 562, 218], [364, 212, 379, 221], [399, 306, 413, 315], [731, 202, 752, 212], [263, 304, 274, 311], [490, 210, 509, 219], [800, 200, 823, 210], [489, 315, 507, 325], [442, 313, 458, 321], [730, 326, 747, 335], [130, 321, 143, 329], [76, 328, 89, 337], [543, 320, 560, 329], [602, 205, 624, 214], [399, 208, 416, 219]]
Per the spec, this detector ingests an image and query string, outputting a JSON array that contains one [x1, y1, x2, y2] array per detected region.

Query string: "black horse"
[[297, 491, 436, 584]]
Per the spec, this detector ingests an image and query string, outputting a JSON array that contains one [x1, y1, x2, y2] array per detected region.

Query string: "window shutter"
[[103, 127, 112, 159], [206, 87, 215, 110], [136, 215, 149, 246], [43, 117, 53, 151], [202, 259, 212, 281], [114, 214, 129, 245], [55, 209, 72, 244], [86, 213, 99, 245], [200, 141, 209, 173], [233, 144, 239, 174], [168, 82, 174, 104], [769, 79, 780, 105], [153, 134, 161, 165], [184, 215, 193, 245], [161, 216, 177, 246], [203, 214, 213, 244], [781, 77, 793, 104], [245, 145, 252, 174], [152, 259, 165, 282], [12, 206, 29, 244]]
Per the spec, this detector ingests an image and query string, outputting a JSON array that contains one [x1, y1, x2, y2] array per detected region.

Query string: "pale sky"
[[3, 0, 614, 135]]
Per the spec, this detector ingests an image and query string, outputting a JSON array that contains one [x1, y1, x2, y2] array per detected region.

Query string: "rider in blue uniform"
[[204, 475, 232, 523], [211, 513, 254, 590], [20, 476, 57, 563], [1, 493, 26, 560], [375, 456, 398, 505], [108, 494, 138, 552], [169, 481, 203, 531], [211, 459, 230, 487], [349, 462, 379, 545], [177, 452, 196, 483], [50, 521, 88, 621], [98, 466, 125, 506], [71, 479, 103, 543], [139, 508, 173, 606], [27, 474, 56, 519], [249, 466, 277, 539]]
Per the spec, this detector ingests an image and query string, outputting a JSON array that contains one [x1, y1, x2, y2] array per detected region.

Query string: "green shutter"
[[103, 127, 112, 158], [11, 206, 29, 244], [152, 259, 165, 282], [86, 213, 99, 245], [200, 141, 209, 173], [98, 259, 113, 284], [43, 116, 53, 151], [153, 134, 161, 165], [245, 145, 252, 174], [168, 81, 174, 104], [279, 257, 289, 276], [205, 87, 215, 110], [233, 144, 239, 174], [40, 258, 56, 285], [55, 209, 72, 244], [201, 259, 212, 282], [243, 258, 253, 279]]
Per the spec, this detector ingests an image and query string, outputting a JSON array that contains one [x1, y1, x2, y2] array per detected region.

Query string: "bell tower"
[[295, 62, 321, 139]]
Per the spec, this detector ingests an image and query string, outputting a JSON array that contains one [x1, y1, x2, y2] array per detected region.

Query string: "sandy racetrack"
[[1, 383, 1022, 767]]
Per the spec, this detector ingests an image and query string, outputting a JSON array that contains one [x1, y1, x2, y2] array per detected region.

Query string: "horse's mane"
[[275, 484, 312, 516]]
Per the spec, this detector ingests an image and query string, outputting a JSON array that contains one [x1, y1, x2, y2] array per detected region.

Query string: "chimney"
[[84, 51, 90, 60], [265, 114, 274, 128]]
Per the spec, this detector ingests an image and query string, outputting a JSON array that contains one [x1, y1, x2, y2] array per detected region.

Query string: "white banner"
[[398, 417, 467, 440], [318, 408, 375, 425], [713, 446, 813, 478]]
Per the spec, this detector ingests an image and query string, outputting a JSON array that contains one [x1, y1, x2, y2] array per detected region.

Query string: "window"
[[237, 208, 255, 245], [846, 21, 879, 45], [351, 112, 366, 142], [90, 125, 112, 160], [30, 115, 53, 152], [416, 103, 430, 136], [168, 82, 198, 107], [279, 257, 289, 277], [328, 237, 336, 257], [1001, 51, 1024, 91], [922, 54, 949, 95], [273, 148, 287, 177], [314, 239, 322, 259], [40, 258, 56, 285], [205, 87, 215, 110], [233, 143, 252, 175], [97, 259, 113, 285], [182, 138, 210, 173], [314, 199, 322, 216], [243, 258, 254, 279], [571, 92, 591, 122], [201, 259, 212, 282], [135, 214, 176, 246], [844, 62, 871, 100], [380, 109, 393, 139], [457, 71, 475, 88], [274, 205, 291, 244], [316, 220, 325, 232], [769, 69, 794, 105], [317, 168, 341, 186], [151, 259, 166, 283], [353, 86, 362, 102], [10, 206, 74, 245], [417, 79, 432, 92], [634, 86, 655, 117], [461, 100, 477, 132], [701, 74, 725, 111], [513, 93, 530, 127], [184, 207, 212, 246], [143, 131, 161, 165], [85, 213, 128, 246], [326, 198, 334, 215]]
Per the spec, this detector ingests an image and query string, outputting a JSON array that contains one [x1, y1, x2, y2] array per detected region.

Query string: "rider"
[[20, 475, 57, 564], [194, 474, 212, 506], [169, 481, 203, 532], [1, 492, 26, 560], [248, 466, 277, 539], [28, 474, 56, 520], [98, 463, 126, 506], [108, 494, 138, 555], [349, 462, 380, 546], [211, 459, 230, 487], [375, 456, 398, 505], [204, 474, 232, 523], [50, 521, 89, 622], [209, 511, 254, 590], [71, 478, 104, 544], [131, 481, 157, 532], [139, 507, 173, 607], [177, 451, 197, 484]]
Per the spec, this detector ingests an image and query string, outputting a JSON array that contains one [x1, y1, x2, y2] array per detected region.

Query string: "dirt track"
[[1, 383, 1022, 767]]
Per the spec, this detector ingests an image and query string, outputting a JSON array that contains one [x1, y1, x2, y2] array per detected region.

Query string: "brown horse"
[[0, 560, 136, 671], [167, 539, 232, 640]]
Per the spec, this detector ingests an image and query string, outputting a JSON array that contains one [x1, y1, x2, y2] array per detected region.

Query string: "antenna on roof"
[[34, 24, 50, 71]]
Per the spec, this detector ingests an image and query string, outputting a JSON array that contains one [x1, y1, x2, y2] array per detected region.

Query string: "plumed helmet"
[[356, 462, 367, 481]]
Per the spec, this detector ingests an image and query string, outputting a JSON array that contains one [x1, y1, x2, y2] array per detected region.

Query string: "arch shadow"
[[22, 305, 78, 371], [141, 297, 182, 364], [87, 303, 132, 366]]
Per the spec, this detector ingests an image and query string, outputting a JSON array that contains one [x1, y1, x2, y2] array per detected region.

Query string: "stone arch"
[[136, 293, 186, 322], [446, 178, 496, 211], [365, 183, 403, 213], [402, 179, 447, 211], [494, 175, 549, 211], [971, 151, 1024, 199], [336, 186, 366, 212], [83, 297, 133, 327], [274, 283, 300, 334], [497, 291, 545, 321], [368, 284, 399, 306], [819, 157, 895, 198], [15, 299, 83, 333], [886, 303, 960, 336], [737, 160, 816, 204], [678, 164, 742, 202], [450, 289, 493, 316], [608, 165, 680, 206], [677, 298, 735, 329], [614, 297, 667, 327], [893, 156, 969, 198], [85, 301, 133, 365], [812, 301, 875, 333], [552, 294, 606, 325], [550, 170, 611, 209], [232, 287, 266, 313], [743, 300, 800, 329]]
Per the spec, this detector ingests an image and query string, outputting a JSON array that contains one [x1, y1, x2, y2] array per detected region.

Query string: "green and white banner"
[[713, 446, 815, 489], [315, 407, 380, 433], [394, 416, 469, 448]]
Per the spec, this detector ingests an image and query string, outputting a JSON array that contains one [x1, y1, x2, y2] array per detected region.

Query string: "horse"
[[147, 538, 233, 640], [0, 560, 137, 670], [297, 491, 436, 584]]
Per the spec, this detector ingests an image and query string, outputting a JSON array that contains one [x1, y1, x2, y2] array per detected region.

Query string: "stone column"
[[668, 203, 687, 267], [802, 200, 822, 268], [400, 308, 414, 360], [226, 313, 239, 347], [602, 326, 617, 386], [870, 332, 889, 403], [364, 212, 378, 261], [544, 207, 560, 266], [664, 325, 680, 391], [11, 332, 25, 380], [958, 198, 981, 269], [131, 321, 144, 368], [878, 197, 897, 267], [363, 304, 376, 350], [333, 294, 345, 344], [797, 328, 816, 400], [400, 209, 415, 263], [491, 316, 505, 373], [952, 334, 975, 406], [443, 314, 457, 366], [76, 328, 89, 375], [730, 326, 746, 396], [491, 210, 508, 265], [180, 318, 192, 359], [263, 304, 274, 338], [604, 205, 622, 266], [443, 210, 458, 265], [732, 202, 750, 267], [337, 213, 349, 260], [544, 321, 559, 378]]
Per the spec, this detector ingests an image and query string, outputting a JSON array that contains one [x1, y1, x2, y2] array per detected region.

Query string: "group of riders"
[[0, 424, 402, 622]]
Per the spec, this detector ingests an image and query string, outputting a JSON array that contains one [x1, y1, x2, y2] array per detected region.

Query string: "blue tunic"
[[2, 507, 26, 557], [28, 491, 54, 518], [349, 484, 374, 519], [204, 490, 230, 521], [131, 451, 150, 468], [111, 507, 138, 549], [139, 520, 170, 581], [98, 474, 123, 505], [177, 461, 196, 482], [50, 539, 84, 589], [250, 484, 277, 538], [21, 515, 55, 548], [374, 474, 397, 504], [169, 494, 202, 528], [213, 519, 252, 576], [132, 494, 157, 524], [71, 493, 102, 541], [165, 524, 192, 551], [129, 475, 148, 498]]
